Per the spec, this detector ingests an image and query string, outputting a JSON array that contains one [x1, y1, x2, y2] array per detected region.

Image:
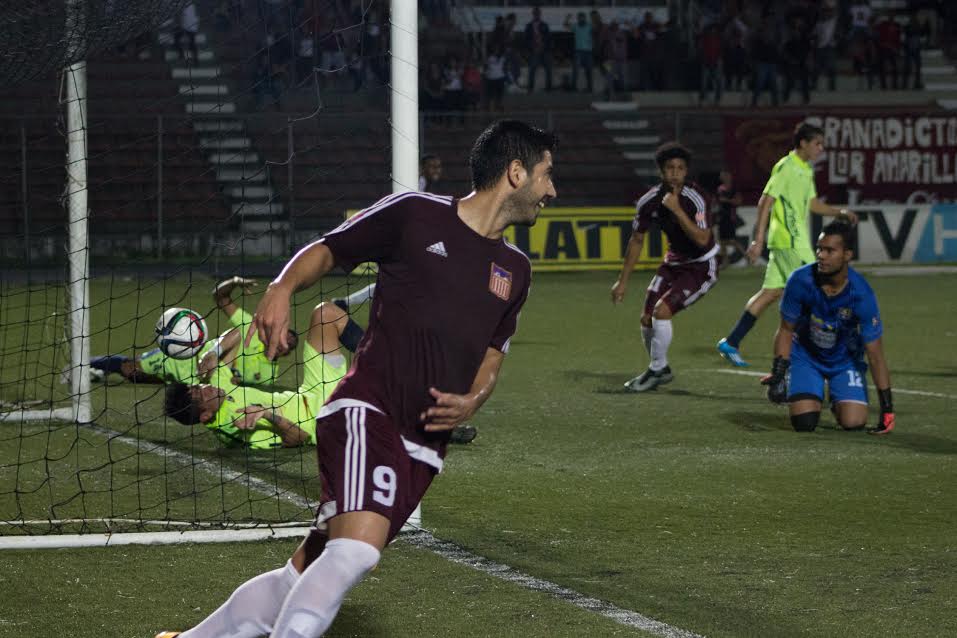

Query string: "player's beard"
[[816, 261, 846, 282], [505, 187, 542, 227]]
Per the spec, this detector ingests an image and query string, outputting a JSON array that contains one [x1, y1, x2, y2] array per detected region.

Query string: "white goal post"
[[0, 0, 422, 547]]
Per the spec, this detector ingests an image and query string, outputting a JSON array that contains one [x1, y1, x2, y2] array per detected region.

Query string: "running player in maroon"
[[611, 142, 718, 392], [155, 120, 557, 638]]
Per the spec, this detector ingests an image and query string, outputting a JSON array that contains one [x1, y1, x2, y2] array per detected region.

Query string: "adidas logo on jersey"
[[426, 241, 448, 257]]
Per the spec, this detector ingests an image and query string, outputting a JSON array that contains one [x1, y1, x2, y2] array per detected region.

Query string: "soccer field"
[[1, 268, 956, 637]]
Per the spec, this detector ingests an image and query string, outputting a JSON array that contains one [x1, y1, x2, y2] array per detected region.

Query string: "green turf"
[[1, 268, 956, 637]]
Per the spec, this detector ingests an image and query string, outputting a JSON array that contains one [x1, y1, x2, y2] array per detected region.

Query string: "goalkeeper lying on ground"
[[163, 301, 354, 448], [89, 276, 362, 386]]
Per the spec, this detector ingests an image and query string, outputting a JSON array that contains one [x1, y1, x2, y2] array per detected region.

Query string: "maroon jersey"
[[633, 183, 716, 264], [318, 192, 531, 467]]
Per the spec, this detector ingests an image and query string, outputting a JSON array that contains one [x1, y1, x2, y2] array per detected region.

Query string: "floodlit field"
[[1, 268, 956, 637]]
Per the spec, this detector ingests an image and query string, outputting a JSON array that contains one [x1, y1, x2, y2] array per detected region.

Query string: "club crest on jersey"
[[839, 307, 852, 319], [488, 263, 512, 301]]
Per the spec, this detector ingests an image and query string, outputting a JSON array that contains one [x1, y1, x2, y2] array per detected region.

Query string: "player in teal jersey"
[[717, 122, 860, 367], [164, 301, 353, 448]]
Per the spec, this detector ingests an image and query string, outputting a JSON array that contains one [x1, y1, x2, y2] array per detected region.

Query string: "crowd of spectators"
[[417, 0, 954, 112], [204, 0, 393, 109], [114, 0, 955, 112], [693, 0, 949, 106]]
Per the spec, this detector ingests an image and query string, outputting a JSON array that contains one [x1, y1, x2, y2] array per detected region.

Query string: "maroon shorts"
[[643, 257, 718, 316], [314, 400, 437, 543]]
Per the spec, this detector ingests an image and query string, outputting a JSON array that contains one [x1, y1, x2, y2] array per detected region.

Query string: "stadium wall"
[[725, 113, 957, 206], [736, 204, 957, 264]]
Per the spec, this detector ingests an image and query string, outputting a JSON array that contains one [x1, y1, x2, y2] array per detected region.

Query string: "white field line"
[[2, 421, 705, 637], [709, 368, 956, 400], [402, 531, 704, 638]]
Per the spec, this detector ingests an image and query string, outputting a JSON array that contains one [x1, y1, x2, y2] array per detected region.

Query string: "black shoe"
[[332, 298, 349, 313], [450, 425, 477, 444]]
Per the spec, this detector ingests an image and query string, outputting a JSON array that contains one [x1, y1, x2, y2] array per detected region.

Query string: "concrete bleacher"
[[5, 0, 955, 254], [0, 54, 229, 245]]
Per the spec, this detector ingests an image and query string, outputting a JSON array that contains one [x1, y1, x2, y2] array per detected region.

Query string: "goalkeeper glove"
[[760, 356, 790, 405], [868, 388, 895, 435]]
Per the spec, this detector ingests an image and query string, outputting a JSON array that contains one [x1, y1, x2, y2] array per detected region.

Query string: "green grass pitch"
[[1, 268, 956, 637]]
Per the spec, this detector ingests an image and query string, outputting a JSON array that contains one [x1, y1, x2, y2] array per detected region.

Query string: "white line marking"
[[401, 531, 704, 638], [14, 422, 703, 637], [708, 369, 956, 400]]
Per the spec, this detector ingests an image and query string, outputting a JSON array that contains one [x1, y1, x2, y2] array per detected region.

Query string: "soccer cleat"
[[154, 633, 181, 638], [332, 297, 349, 314], [624, 366, 674, 392], [449, 424, 477, 444], [717, 338, 750, 367]]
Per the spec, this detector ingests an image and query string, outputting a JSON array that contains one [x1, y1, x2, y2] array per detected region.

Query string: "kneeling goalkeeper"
[[762, 221, 895, 434]]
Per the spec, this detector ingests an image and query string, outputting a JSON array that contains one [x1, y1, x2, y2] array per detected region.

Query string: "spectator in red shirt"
[[698, 23, 723, 105], [875, 13, 902, 89]]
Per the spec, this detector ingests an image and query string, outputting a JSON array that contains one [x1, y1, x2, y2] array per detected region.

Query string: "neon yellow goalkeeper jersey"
[[206, 366, 317, 449], [227, 308, 280, 386], [138, 342, 213, 384]]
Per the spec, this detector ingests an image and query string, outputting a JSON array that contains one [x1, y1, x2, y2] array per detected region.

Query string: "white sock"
[[271, 538, 381, 638], [650, 318, 673, 372], [640, 324, 653, 355], [181, 560, 298, 638], [344, 283, 375, 307]]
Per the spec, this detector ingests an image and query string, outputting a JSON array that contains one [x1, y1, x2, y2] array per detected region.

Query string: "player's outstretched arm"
[[213, 276, 257, 316], [234, 406, 310, 447], [611, 231, 645, 304], [864, 337, 895, 434], [197, 328, 242, 380], [420, 347, 505, 432], [247, 242, 336, 360], [747, 194, 775, 263], [809, 198, 858, 224]]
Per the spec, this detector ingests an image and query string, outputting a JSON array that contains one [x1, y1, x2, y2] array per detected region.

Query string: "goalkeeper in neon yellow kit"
[[164, 300, 357, 448], [89, 277, 363, 387]]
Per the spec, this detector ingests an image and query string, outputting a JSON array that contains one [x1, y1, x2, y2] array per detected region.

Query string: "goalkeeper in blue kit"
[[761, 221, 895, 434]]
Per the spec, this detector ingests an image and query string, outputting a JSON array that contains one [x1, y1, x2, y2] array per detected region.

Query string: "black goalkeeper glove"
[[760, 356, 790, 405], [868, 388, 895, 435]]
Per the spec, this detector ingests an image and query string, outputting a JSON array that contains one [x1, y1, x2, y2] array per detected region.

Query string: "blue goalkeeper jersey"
[[780, 264, 883, 368]]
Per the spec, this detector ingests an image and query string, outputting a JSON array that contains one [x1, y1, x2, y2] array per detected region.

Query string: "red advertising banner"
[[724, 113, 957, 207]]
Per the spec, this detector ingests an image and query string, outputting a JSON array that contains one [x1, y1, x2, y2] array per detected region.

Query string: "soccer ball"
[[155, 307, 207, 359]]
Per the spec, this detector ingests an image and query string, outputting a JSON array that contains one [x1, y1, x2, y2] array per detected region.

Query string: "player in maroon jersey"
[[155, 121, 557, 638], [610, 142, 718, 392]]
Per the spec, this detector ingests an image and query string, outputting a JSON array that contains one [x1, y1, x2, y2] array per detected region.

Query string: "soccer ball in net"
[[155, 308, 208, 359]]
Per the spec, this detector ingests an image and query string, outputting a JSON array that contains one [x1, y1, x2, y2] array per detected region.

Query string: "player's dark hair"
[[654, 142, 692, 170], [469, 120, 558, 191], [821, 219, 855, 251], [165, 383, 201, 425], [420, 154, 439, 166], [794, 122, 824, 149], [285, 329, 299, 354]]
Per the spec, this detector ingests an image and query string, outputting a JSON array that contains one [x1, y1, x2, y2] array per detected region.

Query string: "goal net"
[[0, 0, 418, 547]]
